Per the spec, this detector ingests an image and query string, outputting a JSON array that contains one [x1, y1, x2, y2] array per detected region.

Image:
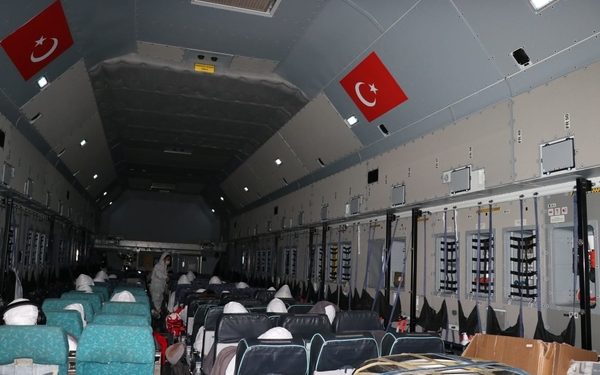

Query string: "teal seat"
[[43, 298, 95, 322], [76, 324, 154, 375], [0, 325, 69, 375], [61, 291, 102, 314], [93, 313, 149, 327], [101, 302, 151, 323], [46, 310, 84, 339], [91, 285, 110, 301]]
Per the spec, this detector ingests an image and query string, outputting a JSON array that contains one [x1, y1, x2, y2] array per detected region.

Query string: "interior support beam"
[[576, 177, 593, 350], [409, 207, 422, 333]]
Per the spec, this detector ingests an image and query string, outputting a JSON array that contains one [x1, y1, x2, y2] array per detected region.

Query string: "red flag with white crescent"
[[1, 1, 74, 81], [340, 52, 408, 122]]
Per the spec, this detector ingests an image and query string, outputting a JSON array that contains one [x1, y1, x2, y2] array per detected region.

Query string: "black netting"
[[486, 305, 523, 337], [533, 311, 575, 345], [458, 301, 480, 336], [416, 298, 447, 333]]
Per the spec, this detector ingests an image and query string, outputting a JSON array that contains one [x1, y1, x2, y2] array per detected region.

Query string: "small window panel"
[[391, 184, 406, 207], [349, 196, 360, 215], [540, 137, 575, 175], [450, 166, 471, 194], [2, 162, 14, 186], [469, 232, 495, 297], [437, 234, 458, 294], [297, 211, 304, 226], [321, 205, 328, 221], [367, 169, 379, 184], [507, 229, 537, 301], [190, 0, 281, 17]]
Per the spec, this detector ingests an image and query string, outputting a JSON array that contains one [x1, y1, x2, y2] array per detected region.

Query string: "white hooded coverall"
[[150, 252, 170, 312]]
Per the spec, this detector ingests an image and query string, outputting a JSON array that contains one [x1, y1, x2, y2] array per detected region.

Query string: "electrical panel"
[[540, 137, 575, 175], [391, 184, 406, 207]]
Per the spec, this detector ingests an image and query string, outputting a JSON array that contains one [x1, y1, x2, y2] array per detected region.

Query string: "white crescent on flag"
[[30, 36, 59, 63], [354, 81, 377, 107]]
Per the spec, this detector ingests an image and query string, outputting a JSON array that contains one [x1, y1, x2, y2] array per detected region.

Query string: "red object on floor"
[[153, 331, 168, 365]]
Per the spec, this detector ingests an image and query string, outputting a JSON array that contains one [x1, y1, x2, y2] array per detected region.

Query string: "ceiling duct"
[[190, 0, 281, 17]]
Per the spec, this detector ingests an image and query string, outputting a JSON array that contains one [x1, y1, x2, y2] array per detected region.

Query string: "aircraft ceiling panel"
[[276, 0, 384, 99], [64, 0, 136, 69], [245, 133, 309, 194], [453, 0, 600, 77], [349, 0, 420, 31], [324, 0, 504, 146], [278, 93, 362, 174], [21, 61, 98, 153], [135, 0, 328, 61]]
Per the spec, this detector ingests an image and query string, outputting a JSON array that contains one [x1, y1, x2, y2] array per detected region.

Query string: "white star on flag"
[[35, 36, 46, 46], [369, 83, 378, 94]]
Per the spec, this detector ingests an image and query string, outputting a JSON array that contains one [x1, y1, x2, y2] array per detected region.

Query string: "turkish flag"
[[1, 1, 74, 81], [340, 52, 408, 122]]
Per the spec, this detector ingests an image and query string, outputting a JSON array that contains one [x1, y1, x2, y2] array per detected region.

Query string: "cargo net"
[[509, 231, 537, 300], [438, 236, 458, 293], [470, 233, 494, 296]]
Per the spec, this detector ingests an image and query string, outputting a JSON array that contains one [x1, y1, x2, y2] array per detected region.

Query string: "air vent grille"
[[191, 0, 280, 16]]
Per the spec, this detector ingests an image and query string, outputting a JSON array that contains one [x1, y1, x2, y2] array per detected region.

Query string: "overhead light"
[[109, 201, 113, 205], [103, 191, 107, 196], [80, 139, 87, 147], [211, 209, 215, 213], [37, 76, 48, 89], [163, 148, 192, 155], [345, 115, 358, 127], [243, 186, 249, 192], [220, 196, 224, 201], [274, 158, 282, 166], [529, 0, 557, 10], [93, 174, 98, 180]]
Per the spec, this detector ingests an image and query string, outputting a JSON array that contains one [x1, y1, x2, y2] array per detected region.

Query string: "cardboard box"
[[463, 334, 597, 375]]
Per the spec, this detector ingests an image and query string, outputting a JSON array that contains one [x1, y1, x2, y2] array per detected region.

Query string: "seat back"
[[101, 302, 151, 323], [76, 324, 154, 375], [279, 313, 332, 340], [43, 298, 94, 322], [254, 289, 276, 303], [93, 313, 149, 327], [235, 338, 307, 375], [45, 310, 84, 339], [381, 332, 444, 356], [202, 306, 224, 357], [333, 310, 383, 333], [0, 325, 69, 375], [61, 292, 102, 314], [287, 304, 314, 314], [309, 333, 379, 374], [90, 285, 110, 301], [214, 314, 273, 360], [192, 303, 218, 342]]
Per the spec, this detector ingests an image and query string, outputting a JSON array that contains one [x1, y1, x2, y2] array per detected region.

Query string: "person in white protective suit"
[[149, 252, 171, 317]]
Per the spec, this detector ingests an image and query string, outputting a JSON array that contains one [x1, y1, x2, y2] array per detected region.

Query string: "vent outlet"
[[191, 0, 280, 16]]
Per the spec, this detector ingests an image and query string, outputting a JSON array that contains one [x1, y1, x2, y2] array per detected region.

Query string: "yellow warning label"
[[592, 187, 600, 194], [194, 63, 215, 74], [477, 206, 501, 214]]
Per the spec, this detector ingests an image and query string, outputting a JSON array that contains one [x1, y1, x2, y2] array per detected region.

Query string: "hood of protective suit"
[[111, 291, 137, 303], [64, 303, 86, 327], [75, 274, 94, 289], [223, 301, 248, 314], [208, 276, 222, 285], [274, 284, 292, 299], [93, 270, 109, 283], [177, 274, 191, 285], [266, 298, 287, 313], [236, 282, 249, 289], [77, 284, 93, 293], [186, 271, 196, 281], [3, 299, 38, 325]]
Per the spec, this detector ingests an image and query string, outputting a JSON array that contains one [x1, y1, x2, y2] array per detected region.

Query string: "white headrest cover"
[[266, 298, 287, 313], [274, 284, 292, 299], [223, 301, 248, 314], [258, 327, 293, 340], [110, 291, 137, 303]]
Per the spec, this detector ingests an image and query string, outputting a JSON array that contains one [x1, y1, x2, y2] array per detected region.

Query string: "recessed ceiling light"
[[211, 208, 215, 213], [80, 139, 87, 147], [37, 76, 48, 89], [243, 186, 249, 192], [109, 201, 113, 205], [529, 0, 557, 10], [346, 115, 358, 126], [103, 191, 107, 196], [93, 174, 98, 180], [274, 158, 282, 166], [220, 196, 224, 201]]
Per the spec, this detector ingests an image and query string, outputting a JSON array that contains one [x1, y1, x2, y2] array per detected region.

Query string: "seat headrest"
[[309, 333, 379, 373], [236, 338, 307, 375], [93, 313, 149, 327], [45, 310, 84, 339], [215, 313, 273, 343], [333, 310, 382, 332], [0, 325, 68, 369], [280, 314, 332, 339]]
